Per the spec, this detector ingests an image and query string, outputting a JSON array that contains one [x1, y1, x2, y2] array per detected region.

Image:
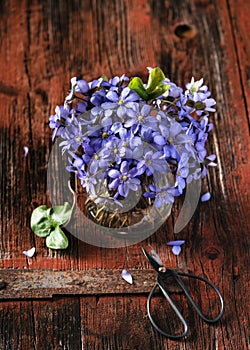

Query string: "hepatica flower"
[[108, 161, 141, 197], [43, 67, 217, 247]]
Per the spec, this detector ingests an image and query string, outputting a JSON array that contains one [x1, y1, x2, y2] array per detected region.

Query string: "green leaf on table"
[[128, 77, 149, 100], [30, 205, 52, 237], [50, 202, 72, 226], [46, 226, 69, 249], [31, 202, 72, 249], [146, 67, 166, 94]]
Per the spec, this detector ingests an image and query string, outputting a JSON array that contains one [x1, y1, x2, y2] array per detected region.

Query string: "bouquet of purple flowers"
[[49, 67, 216, 228]]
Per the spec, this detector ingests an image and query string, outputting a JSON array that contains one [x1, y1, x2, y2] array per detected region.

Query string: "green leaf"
[[46, 226, 69, 249], [30, 205, 52, 237], [128, 77, 149, 100], [146, 67, 166, 94], [147, 83, 170, 100], [50, 202, 72, 227]]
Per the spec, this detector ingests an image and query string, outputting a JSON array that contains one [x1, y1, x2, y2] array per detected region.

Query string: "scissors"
[[142, 248, 224, 339]]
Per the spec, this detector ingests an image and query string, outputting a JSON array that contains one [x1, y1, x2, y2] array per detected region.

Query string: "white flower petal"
[[121, 269, 133, 284], [23, 247, 36, 258], [23, 146, 29, 157]]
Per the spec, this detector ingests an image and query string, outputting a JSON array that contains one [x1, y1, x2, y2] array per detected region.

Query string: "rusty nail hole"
[[174, 24, 197, 39], [0, 279, 6, 290]]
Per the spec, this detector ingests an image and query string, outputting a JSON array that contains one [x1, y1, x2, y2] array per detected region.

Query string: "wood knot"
[[204, 246, 221, 260], [174, 24, 197, 39]]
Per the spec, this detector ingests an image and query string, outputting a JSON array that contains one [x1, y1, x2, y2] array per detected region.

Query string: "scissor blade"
[[142, 247, 162, 272]]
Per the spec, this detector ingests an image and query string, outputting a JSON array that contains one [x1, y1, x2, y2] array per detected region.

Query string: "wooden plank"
[[228, 0, 250, 124], [0, 268, 183, 299], [80, 294, 225, 350], [0, 298, 82, 350], [0, 0, 249, 349], [0, 301, 36, 350]]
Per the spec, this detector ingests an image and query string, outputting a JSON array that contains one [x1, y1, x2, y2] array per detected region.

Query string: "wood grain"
[[0, 0, 249, 349]]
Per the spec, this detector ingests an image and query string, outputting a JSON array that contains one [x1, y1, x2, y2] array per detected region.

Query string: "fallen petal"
[[23, 146, 29, 157], [167, 240, 185, 246], [121, 269, 133, 284], [201, 192, 211, 202], [172, 245, 182, 255], [23, 247, 36, 258]]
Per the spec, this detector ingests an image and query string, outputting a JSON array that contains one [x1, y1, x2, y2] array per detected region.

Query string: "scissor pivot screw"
[[158, 267, 166, 273]]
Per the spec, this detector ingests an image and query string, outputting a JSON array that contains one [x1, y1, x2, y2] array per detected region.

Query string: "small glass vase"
[[73, 173, 173, 239]]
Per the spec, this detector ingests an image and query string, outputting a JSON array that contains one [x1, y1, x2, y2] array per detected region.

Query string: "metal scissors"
[[142, 248, 224, 339]]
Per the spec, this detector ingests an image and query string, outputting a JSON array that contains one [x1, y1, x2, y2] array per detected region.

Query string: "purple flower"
[[49, 105, 73, 141], [167, 240, 185, 255], [88, 151, 109, 174], [175, 158, 189, 194], [108, 161, 141, 197], [64, 77, 89, 106], [76, 79, 89, 94], [117, 128, 143, 159], [137, 150, 167, 176], [101, 88, 139, 120], [87, 125, 115, 150], [51, 70, 217, 210], [156, 122, 189, 146], [106, 86, 139, 105], [100, 138, 125, 164], [144, 184, 180, 207], [59, 120, 88, 154], [124, 104, 158, 133], [109, 74, 129, 87], [78, 170, 97, 196], [66, 152, 85, 173], [90, 89, 107, 106]]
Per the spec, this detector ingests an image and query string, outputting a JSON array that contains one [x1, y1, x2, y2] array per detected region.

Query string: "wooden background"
[[0, 0, 249, 349]]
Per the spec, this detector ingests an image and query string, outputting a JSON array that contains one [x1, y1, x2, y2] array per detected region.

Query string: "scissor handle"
[[147, 271, 224, 339], [175, 271, 224, 323], [147, 279, 189, 339]]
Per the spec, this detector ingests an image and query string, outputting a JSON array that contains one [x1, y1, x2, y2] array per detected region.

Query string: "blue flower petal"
[[167, 240, 185, 246], [172, 245, 182, 255], [108, 169, 120, 178], [77, 79, 89, 93], [201, 192, 211, 202]]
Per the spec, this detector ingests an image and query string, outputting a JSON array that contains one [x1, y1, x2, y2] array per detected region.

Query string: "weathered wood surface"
[[0, 0, 249, 349], [0, 268, 182, 298]]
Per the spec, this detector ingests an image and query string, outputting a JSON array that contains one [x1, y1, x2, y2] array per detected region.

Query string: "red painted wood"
[[0, 0, 249, 348]]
